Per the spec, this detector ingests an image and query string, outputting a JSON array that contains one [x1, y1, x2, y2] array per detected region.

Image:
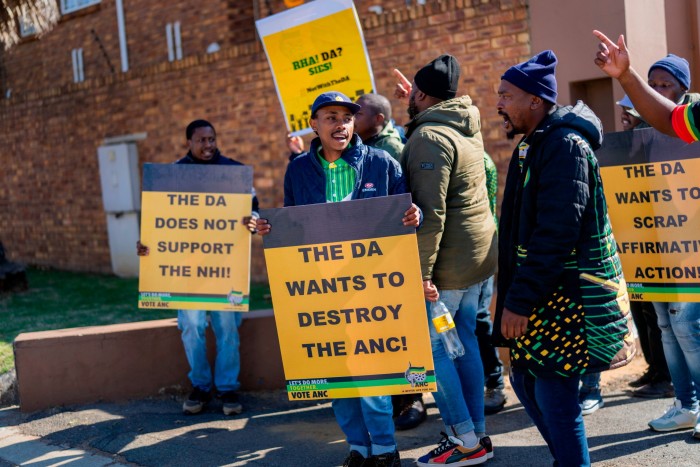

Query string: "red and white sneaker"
[[416, 432, 488, 466]]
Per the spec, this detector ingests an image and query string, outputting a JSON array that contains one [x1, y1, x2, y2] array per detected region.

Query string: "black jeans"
[[475, 277, 504, 390], [630, 300, 671, 381]]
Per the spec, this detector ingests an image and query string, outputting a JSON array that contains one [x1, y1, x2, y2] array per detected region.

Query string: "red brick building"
[[0, 0, 532, 280]]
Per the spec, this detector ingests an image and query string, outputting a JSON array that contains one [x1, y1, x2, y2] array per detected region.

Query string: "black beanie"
[[414, 54, 461, 100]]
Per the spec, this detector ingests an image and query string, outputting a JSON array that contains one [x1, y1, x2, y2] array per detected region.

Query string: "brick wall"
[[0, 0, 530, 281]]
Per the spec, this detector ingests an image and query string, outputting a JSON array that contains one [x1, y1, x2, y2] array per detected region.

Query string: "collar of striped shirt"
[[316, 146, 355, 203]]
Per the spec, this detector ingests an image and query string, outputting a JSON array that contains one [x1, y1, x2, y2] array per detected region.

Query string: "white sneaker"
[[648, 399, 699, 432], [693, 420, 700, 439]]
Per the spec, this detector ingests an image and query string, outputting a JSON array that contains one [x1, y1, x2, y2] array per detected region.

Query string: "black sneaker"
[[481, 435, 494, 459], [632, 380, 675, 399], [395, 398, 427, 430], [372, 450, 400, 467], [182, 387, 211, 414], [484, 387, 507, 415], [343, 450, 369, 467], [220, 391, 243, 415], [629, 370, 656, 388]]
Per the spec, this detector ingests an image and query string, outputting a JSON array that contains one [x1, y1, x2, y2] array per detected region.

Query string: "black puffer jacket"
[[494, 101, 634, 376]]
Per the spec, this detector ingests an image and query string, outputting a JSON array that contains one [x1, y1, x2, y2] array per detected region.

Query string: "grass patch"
[[0, 268, 271, 374]]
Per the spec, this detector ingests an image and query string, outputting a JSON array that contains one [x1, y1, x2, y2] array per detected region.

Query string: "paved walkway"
[[0, 357, 698, 466]]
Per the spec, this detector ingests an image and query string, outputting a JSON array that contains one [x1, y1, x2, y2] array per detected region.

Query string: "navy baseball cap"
[[311, 91, 361, 115]]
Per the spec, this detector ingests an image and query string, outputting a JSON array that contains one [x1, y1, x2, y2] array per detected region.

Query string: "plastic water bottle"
[[431, 300, 465, 359]]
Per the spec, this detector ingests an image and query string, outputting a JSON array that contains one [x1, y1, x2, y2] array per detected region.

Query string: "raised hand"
[[287, 134, 304, 155], [592, 30, 630, 79], [393, 68, 412, 100]]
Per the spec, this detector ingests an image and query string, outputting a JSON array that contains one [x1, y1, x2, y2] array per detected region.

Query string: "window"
[[72, 48, 85, 83], [61, 0, 101, 15], [19, 16, 38, 37]]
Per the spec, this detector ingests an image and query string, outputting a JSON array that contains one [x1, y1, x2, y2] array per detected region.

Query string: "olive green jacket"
[[401, 95, 497, 289], [364, 120, 404, 160]]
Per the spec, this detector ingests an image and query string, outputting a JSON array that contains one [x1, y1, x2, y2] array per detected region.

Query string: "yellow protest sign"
[[256, 0, 375, 135], [138, 164, 253, 311], [262, 195, 436, 400], [597, 128, 700, 302]]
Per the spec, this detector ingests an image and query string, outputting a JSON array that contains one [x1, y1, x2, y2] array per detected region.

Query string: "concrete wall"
[[14, 310, 284, 412]]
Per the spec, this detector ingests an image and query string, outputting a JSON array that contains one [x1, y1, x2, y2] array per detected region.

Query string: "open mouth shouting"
[[331, 130, 349, 145], [499, 111, 513, 132]]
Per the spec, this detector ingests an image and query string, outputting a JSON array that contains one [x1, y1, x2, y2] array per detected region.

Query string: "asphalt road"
[[0, 356, 698, 466]]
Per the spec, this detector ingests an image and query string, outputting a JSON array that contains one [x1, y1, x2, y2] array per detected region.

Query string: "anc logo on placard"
[[404, 362, 427, 387], [227, 289, 244, 306]]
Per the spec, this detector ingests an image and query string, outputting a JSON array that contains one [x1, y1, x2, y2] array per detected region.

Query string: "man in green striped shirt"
[[258, 91, 419, 467]]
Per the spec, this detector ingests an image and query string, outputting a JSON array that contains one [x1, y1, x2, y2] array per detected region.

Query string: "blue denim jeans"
[[178, 310, 243, 393], [427, 284, 485, 436], [652, 301, 700, 411], [580, 372, 601, 391], [475, 276, 504, 389], [332, 396, 395, 457], [510, 369, 590, 467]]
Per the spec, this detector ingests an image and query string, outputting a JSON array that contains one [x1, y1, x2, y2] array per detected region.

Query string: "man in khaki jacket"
[[394, 55, 498, 466]]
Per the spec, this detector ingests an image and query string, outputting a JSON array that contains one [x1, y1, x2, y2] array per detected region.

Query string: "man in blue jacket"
[[257, 91, 419, 467], [495, 51, 631, 466]]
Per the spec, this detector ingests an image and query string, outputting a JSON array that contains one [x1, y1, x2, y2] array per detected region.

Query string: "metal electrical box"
[[97, 144, 141, 212], [97, 143, 141, 277]]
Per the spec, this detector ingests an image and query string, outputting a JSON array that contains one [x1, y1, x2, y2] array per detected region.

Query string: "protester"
[[257, 90, 420, 467], [617, 95, 645, 131], [394, 54, 498, 466], [647, 54, 700, 106], [494, 50, 631, 465], [592, 30, 699, 141], [594, 30, 700, 439], [478, 152, 507, 415], [283, 93, 426, 430], [618, 88, 674, 401], [353, 93, 405, 160], [137, 119, 258, 416]]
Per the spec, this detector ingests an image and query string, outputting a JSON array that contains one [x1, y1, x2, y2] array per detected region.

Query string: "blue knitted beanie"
[[648, 54, 691, 90], [501, 50, 558, 104]]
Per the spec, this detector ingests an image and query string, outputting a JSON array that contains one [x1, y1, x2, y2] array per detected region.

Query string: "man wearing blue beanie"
[[648, 54, 700, 106], [494, 50, 632, 467]]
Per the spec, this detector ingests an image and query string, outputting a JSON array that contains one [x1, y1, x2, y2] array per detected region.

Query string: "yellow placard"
[[138, 164, 253, 311], [262, 196, 436, 400], [256, 0, 375, 135], [598, 129, 700, 302]]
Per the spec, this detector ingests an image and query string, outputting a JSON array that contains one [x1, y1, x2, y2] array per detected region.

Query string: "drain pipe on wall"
[[115, 0, 129, 72]]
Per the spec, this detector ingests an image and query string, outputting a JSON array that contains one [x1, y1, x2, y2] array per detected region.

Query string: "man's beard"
[[408, 95, 419, 119]]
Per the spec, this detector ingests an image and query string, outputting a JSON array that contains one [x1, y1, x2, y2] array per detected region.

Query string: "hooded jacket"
[[283, 134, 407, 207], [494, 101, 634, 376], [363, 120, 405, 161], [401, 95, 498, 289]]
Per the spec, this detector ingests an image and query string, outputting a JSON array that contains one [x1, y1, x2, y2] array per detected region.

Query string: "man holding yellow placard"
[[138, 120, 258, 416], [258, 91, 420, 467]]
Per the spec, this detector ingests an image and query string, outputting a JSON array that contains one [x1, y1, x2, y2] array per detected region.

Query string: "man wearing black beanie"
[[394, 55, 498, 466], [493, 50, 632, 466]]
